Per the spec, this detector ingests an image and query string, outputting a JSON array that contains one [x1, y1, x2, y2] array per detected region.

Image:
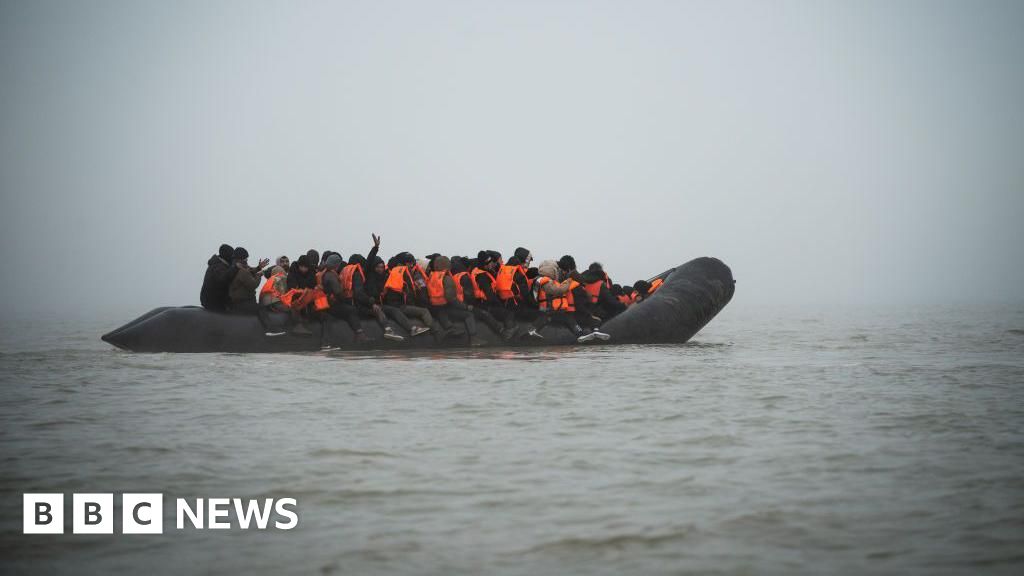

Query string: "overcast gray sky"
[[2, 0, 1022, 319]]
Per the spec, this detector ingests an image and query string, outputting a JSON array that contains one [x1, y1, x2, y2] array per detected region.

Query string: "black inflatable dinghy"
[[101, 257, 734, 353]]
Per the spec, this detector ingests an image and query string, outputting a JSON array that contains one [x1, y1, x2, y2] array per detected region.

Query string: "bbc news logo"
[[23, 494, 298, 534]]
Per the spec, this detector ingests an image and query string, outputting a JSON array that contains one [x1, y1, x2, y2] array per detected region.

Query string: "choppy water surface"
[[1, 304, 1023, 575]]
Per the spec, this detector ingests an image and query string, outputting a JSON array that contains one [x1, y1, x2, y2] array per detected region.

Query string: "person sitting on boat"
[[279, 255, 318, 335], [471, 251, 517, 341], [227, 247, 268, 315], [452, 256, 505, 337], [382, 252, 435, 337], [200, 243, 239, 312], [341, 237, 404, 342], [360, 237, 420, 338], [557, 255, 610, 342], [580, 262, 626, 320], [622, 285, 637, 305], [612, 284, 632, 307], [258, 265, 289, 312], [494, 247, 542, 338], [631, 280, 652, 302], [427, 255, 485, 346], [530, 259, 585, 339], [319, 253, 370, 347]]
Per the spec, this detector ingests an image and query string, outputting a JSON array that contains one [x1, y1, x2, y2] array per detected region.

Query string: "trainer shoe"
[[383, 327, 405, 341], [410, 326, 431, 337]]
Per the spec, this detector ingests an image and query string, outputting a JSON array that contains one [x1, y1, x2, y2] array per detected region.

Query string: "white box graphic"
[[122, 493, 163, 534], [72, 493, 113, 534], [23, 493, 64, 534]]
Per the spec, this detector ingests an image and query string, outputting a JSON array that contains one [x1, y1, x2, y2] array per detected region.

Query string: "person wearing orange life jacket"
[[529, 259, 588, 338], [556, 255, 610, 343], [494, 247, 536, 306], [259, 266, 289, 310], [494, 247, 546, 339], [382, 252, 436, 337], [580, 262, 626, 320], [471, 251, 518, 341], [343, 245, 405, 342], [631, 280, 653, 301], [648, 277, 664, 294], [319, 253, 370, 349], [427, 256, 485, 346], [277, 254, 317, 335], [256, 265, 293, 337], [624, 286, 638, 304], [452, 256, 506, 337], [611, 284, 633, 308]]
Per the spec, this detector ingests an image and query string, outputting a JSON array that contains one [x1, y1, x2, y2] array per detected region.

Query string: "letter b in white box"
[[73, 493, 113, 534], [23, 494, 64, 534], [122, 493, 163, 534]]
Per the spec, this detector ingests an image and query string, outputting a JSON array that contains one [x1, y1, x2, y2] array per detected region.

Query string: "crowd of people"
[[199, 234, 664, 349]]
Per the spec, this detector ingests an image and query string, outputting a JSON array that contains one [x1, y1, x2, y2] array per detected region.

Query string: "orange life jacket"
[[311, 270, 334, 311], [649, 278, 664, 294], [427, 270, 450, 306], [494, 264, 524, 301], [260, 272, 285, 300], [383, 265, 413, 302], [451, 272, 468, 303], [583, 280, 603, 304], [339, 264, 364, 300], [547, 279, 579, 312], [616, 294, 632, 307], [470, 268, 495, 301], [535, 276, 552, 310]]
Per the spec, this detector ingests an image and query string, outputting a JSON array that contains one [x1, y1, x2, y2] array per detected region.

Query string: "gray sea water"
[[1, 303, 1023, 575]]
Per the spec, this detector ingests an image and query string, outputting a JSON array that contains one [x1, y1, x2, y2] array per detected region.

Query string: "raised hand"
[[372, 233, 381, 248]]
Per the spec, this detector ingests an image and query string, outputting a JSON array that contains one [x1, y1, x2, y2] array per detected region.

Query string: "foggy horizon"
[[2, 0, 1022, 320]]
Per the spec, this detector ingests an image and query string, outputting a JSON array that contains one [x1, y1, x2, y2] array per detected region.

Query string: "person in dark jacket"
[[472, 251, 517, 340], [319, 253, 369, 348], [557, 255, 610, 343], [382, 251, 436, 337], [227, 247, 268, 314], [580, 262, 626, 320], [346, 235, 404, 341], [356, 235, 420, 337], [200, 244, 239, 312], [499, 247, 541, 339], [287, 255, 318, 290], [430, 256, 484, 346], [632, 280, 652, 302], [453, 256, 504, 336]]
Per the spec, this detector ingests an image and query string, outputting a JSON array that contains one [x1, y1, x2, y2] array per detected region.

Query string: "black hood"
[[218, 244, 234, 260]]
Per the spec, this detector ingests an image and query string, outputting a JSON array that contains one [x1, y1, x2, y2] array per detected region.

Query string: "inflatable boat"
[[101, 257, 735, 353]]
